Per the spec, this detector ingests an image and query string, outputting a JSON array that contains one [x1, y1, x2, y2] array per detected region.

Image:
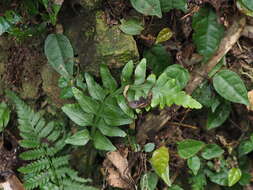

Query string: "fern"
[[6, 90, 98, 190]]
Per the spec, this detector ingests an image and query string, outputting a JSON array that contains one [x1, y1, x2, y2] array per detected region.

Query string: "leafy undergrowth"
[[1, 0, 253, 190]]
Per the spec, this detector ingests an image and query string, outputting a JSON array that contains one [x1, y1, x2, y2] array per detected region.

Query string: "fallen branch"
[[136, 16, 246, 144]]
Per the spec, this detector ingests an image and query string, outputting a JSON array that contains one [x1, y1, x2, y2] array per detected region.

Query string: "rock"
[[63, 11, 139, 75]]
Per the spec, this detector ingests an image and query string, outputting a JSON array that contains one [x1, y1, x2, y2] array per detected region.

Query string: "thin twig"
[[167, 121, 198, 129]]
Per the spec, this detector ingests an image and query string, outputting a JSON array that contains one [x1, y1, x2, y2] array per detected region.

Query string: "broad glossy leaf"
[[150, 146, 171, 186], [160, 0, 187, 12], [62, 104, 93, 127], [93, 130, 116, 151], [116, 95, 135, 119], [140, 172, 158, 190], [241, 0, 253, 11], [0, 102, 10, 132], [192, 7, 224, 62], [100, 64, 118, 92], [119, 18, 144, 35], [238, 139, 253, 156], [207, 101, 231, 130], [144, 143, 155, 153], [205, 170, 228, 186], [163, 64, 189, 89], [65, 129, 90, 146], [201, 144, 224, 160], [228, 168, 242, 187], [155, 28, 173, 44], [130, 0, 162, 18], [134, 58, 147, 85], [187, 156, 201, 175], [213, 70, 249, 105], [72, 87, 98, 114], [178, 139, 205, 159], [121, 60, 134, 85], [144, 45, 172, 75], [44, 34, 74, 79], [97, 119, 126, 137], [85, 73, 106, 101]]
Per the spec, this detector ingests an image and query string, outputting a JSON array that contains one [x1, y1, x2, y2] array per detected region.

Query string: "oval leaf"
[[134, 58, 147, 85], [140, 172, 158, 190], [187, 156, 201, 176], [130, 0, 162, 18], [160, 0, 187, 12], [155, 27, 173, 44], [201, 144, 224, 160], [93, 130, 116, 151], [119, 18, 144, 35], [65, 129, 90, 146], [44, 34, 74, 79], [85, 73, 106, 101], [228, 168, 242, 187], [100, 64, 118, 92], [178, 139, 205, 159], [213, 70, 249, 105], [241, 0, 253, 11], [121, 60, 134, 85]]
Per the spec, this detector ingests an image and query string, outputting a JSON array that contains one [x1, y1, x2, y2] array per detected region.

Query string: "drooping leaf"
[[93, 130, 116, 151], [97, 119, 126, 137], [140, 172, 158, 190], [201, 144, 224, 160], [163, 64, 190, 89], [65, 129, 90, 146], [187, 156, 201, 176], [62, 104, 93, 127], [213, 70, 249, 105], [150, 146, 171, 186], [155, 28, 173, 44], [192, 7, 224, 62], [134, 58, 147, 85], [130, 0, 162, 18], [121, 60, 134, 85], [44, 34, 74, 79], [207, 100, 231, 130], [178, 139, 205, 159], [85, 73, 106, 101], [72, 87, 98, 114], [119, 18, 144, 35], [228, 168, 242, 187], [160, 0, 187, 12], [144, 45, 172, 75], [100, 64, 118, 92], [238, 139, 253, 156], [116, 95, 135, 119], [0, 102, 10, 132]]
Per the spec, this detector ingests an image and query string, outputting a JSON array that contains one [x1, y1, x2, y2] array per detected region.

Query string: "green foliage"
[[238, 134, 253, 156], [228, 168, 242, 187], [237, 0, 253, 17], [140, 172, 158, 190], [160, 0, 187, 12], [169, 185, 184, 190], [201, 144, 224, 160], [189, 173, 206, 190], [6, 90, 97, 190], [213, 70, 249, 106], [0, 10, 22, 35], [119, 18, 144, 35], [65, 129, 90, 146], [130, 0, 162, 18], [192, 7, 224, 62], [177, 139, 205, 159], [241, 0, 253, 11], [150, 146, 171, 186], [155, 28, 173, 44], [0, 102, 10, 132], [187, 156, 201, 176]]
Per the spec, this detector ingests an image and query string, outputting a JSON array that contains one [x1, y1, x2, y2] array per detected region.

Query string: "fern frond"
[[20, 148, 46, 160], [18, 158, 50, 173]]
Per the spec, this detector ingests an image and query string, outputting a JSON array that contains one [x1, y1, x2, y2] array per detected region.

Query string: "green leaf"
[[144, 45, 172, 75], [189, 173, 206, 190], [155, 28, 173, 44], [144, 143, 155, 153], [228, 168, 242, 187], [207, 101, 231, 130], [116, 95, 135, 119], [121, 60, 134, 85], [97, 119, 126, 137], [160, 0, 187, 12], [187, 156, 201, 176], [163, 64, 190, 89], [140, 172, 158, 190], [213, 70, 249, 105], [44, 34, 74, 79], [237, 0, 253, 17], [0, 102, 10, 132], [169, 185, 184, 190], [239, 172, 251, 185], [178, 139, 205, 159], [238, 139, 253, 156], [100, 64, 118, 92], [192, 7, 224, 62], [134, 58, 147, 85], [85, 73, 106, 101], [205, 169, 228, 186], [62, 104, 93, 127], [60, 87, 74, 99], [173, 91, 202, 109], [201, 144, 224, 160], [150, 146, 171, 186], [65, 129, 90, 146], [93, 130, 116, 151], [119, 18, 144, 35], [130, 0, 162, 18], [72, 87, 98, 114], [241, 0, 253, 11]]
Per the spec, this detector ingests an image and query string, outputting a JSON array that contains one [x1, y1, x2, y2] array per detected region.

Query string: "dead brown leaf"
[[248, 90, 253, 111]]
